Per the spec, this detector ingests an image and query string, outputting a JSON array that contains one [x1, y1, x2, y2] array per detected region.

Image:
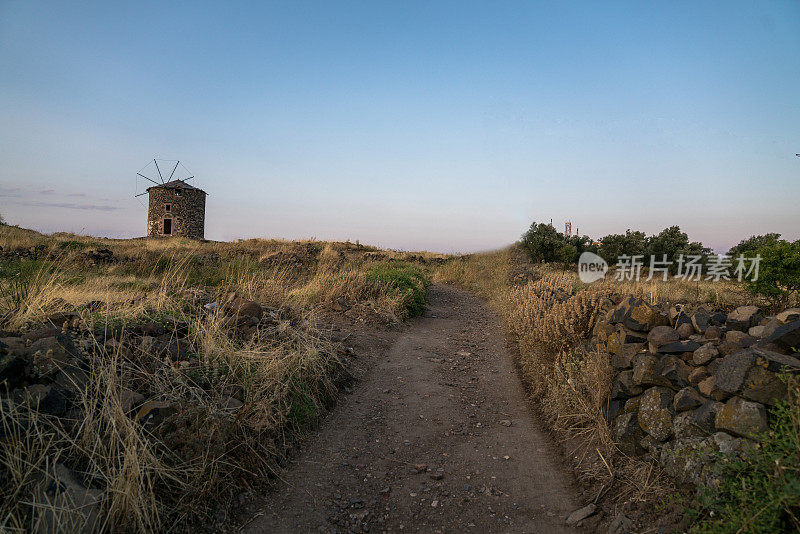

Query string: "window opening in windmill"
[[165, 204, 171, 212]]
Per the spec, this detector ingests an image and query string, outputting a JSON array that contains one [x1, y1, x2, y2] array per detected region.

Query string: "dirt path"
[[241, 285, 581, 533]]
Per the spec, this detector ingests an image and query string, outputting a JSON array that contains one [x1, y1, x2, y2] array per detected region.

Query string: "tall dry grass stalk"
[[434, 247, 676, 503]]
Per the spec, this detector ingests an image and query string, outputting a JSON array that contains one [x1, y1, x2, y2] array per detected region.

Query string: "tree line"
[[520, 222, 799, 308]]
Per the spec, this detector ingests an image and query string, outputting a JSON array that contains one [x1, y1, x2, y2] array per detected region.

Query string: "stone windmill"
[[135, 159, 207, 239]]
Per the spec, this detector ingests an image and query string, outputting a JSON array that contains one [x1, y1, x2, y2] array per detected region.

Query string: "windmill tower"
[[564, 219, 572, 237], [135, 159, 207, 239]]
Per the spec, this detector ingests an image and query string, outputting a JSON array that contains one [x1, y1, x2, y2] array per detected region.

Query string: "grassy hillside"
[[0, 225, 443, 532]]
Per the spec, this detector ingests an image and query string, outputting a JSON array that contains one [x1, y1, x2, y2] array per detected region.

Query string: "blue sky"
[[1, 1, 798, 252]]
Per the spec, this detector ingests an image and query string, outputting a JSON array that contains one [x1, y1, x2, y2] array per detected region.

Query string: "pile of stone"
[[0, 244, 46, 261], [0, 291, 314, 527], [592, 297, 800, 486]]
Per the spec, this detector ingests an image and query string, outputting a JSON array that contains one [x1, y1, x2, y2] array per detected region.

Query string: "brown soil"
[[238, 285, 584, 533]]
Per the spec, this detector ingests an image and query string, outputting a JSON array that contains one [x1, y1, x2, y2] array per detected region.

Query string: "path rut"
[[242, 284, 580, 533]]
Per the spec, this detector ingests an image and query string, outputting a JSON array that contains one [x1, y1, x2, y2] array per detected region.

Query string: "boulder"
[[659, 356, 690, 389], [748, 325, 766, 338], [673, 411, 707, 440], [715, 396, 768, 438], [610, 343, 644, 369], [15, 384, 69, 416], [648, 326, 679, 354], [632, 353, 671, 388], [625, 298, 669, 332], [638, 387, 675, 442], [31, 346, 71, 377], [23, 326, 62, 343], [565, 503, 596, 526], [697, 376, 729, 401], [688, 366, 710, 386], [751, 347, 800, 373], [46, 312, 80, 329], [776, 308, 800, 324], [33, 463, 105, 533], [703, 325, 723, 340], [766, 319, 800, 352], [726, 305, 762, 332], [613, 412, 645, 456], [692, 400, 723, 433], [725, 330, 756, 347], [623, 396, 641, 413], [608, 514, 636, 534], [677, 322, 695, 339], [223, 295, 263, 319], [674, 387, 705, 412], [0, 353, 28, 390], [715, 351, 757, 394], [693, 343, 719, 366], [760, 318, 782, 339], [718, 340, 746, 356], [669, 305, 685, 324], [611, 370, 643, 399], [658, 340, 701, 354], [740, 366, 787, 406], [692, 311, 712, 334], [711, 312, 728, 327], [660, 437, 709, 485]]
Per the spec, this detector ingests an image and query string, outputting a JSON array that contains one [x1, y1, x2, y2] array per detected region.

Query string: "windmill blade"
[[154, 159, 164, 183], [182, 175, 195, 182], [137, 173, 161, 186], [134, 191, 149, 197], [168, 160, 180, 181]]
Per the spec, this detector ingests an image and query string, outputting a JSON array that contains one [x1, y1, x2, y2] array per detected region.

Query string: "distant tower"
[[564, 219, 572, 237], [136, 159, 207, 239]]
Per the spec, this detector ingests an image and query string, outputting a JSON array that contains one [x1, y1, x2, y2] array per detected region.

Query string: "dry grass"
[[0, 226, 441, 532], [434, 246, 679, 506]]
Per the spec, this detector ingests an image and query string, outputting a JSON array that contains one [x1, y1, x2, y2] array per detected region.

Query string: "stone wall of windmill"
[[147, 186, 206, 239]]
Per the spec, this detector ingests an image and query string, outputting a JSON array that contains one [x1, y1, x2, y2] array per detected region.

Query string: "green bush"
[[728, 233, 782, 259], [521, 222, 567, 263], [366, 262, 429, 317], [690, 377, 800, 533], [558, 243, 577, 269], [743, 240, 800, 309]]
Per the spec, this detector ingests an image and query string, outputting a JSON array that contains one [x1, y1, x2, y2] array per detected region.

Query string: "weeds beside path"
[[239, 285, 581, 533]]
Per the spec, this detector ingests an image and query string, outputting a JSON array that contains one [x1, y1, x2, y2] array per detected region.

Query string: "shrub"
[[744, 240, 800, 309], [597, 229, 648, 265], [521, 222, 566, 263], [690, 376, 800, 533], [728, 233, 782, 259], [558, 243, 577, 269], [365, 262, 429, 317]]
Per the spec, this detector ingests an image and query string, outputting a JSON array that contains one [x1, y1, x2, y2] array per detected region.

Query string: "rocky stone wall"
[[591, 297, 800, 487], [147, 187, 205, 239]]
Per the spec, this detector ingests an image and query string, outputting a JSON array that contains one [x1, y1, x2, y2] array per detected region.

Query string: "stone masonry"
[[146, 181, 206, 239]]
